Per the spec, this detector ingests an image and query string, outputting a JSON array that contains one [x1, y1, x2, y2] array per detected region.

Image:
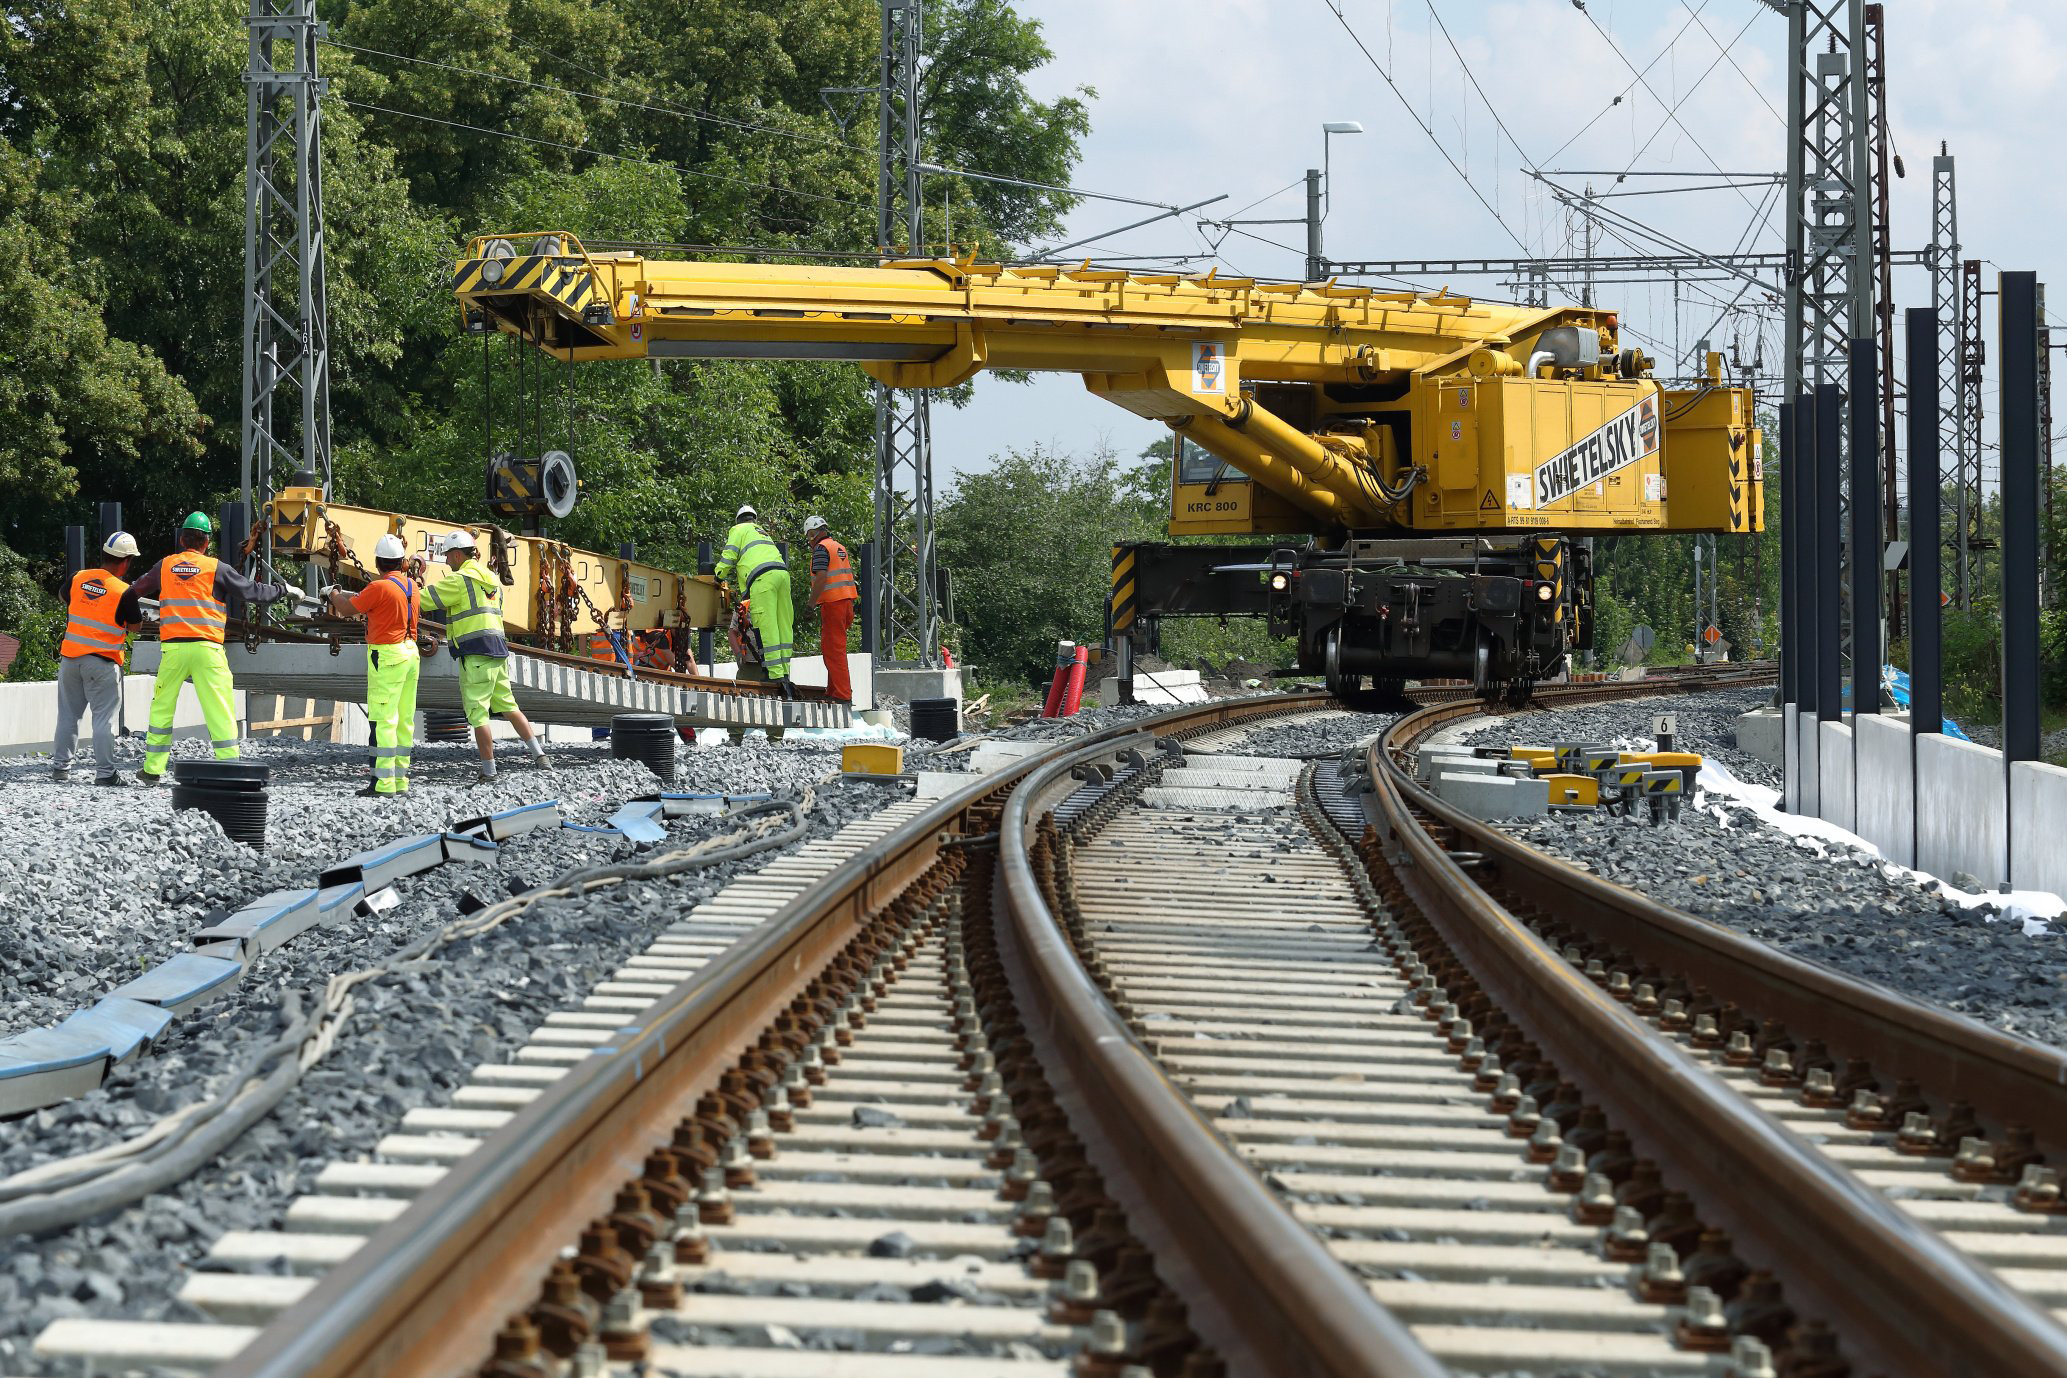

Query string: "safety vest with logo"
[[60, 568, 131, 665], [419, 558, 509, 657], [158, 554, 227, 643], [810, 537, 859, 607], [717, 521, 786, 596]]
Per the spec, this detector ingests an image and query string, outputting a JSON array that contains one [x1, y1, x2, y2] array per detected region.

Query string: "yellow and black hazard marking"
[[1109, 545, 1137, 633], [452, 255, 604, 319], [1532, 535, 1565, 625]]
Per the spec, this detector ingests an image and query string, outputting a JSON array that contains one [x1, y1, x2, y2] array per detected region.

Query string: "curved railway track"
[[33, 664, 2067, 1378]]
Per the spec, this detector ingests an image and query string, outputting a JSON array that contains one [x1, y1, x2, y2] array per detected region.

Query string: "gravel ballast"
[[0, 738, 874, 1374], [1457, 688, 2067, 1052]]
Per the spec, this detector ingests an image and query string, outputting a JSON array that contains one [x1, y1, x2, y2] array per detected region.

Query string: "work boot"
[[50, 768, 70, 783], [778, 678, 796, 701], [137, 771, 163, 787], [533, 752, 554, 771], [356, 782, 381, 798], [95, 773, 130, 787], [476, 764, 497, 784]]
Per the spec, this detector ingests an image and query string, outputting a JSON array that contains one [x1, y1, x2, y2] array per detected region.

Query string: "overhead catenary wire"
[[1319, 0, 1532, 254]]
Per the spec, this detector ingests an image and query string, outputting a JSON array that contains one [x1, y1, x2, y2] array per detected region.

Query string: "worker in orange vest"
[[117, 511, 294, 784], [802, 515, 858, 704], [52, 531, 143, 784]]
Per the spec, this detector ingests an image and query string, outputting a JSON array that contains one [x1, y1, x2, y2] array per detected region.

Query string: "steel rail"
[[1388, 693, 2067, 1147], [995, 734, 1448, 1378], [1364, 682, 2067, 1378], [218, 690, 1325, 1378]]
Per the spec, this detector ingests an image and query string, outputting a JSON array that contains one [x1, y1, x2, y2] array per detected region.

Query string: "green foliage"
[[6, 609, 66, 683], [0, 0, 1084, 620], [936, 445, 1140, 683]]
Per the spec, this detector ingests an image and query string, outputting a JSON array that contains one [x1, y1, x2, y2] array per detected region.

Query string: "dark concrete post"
[[1907, 307, 1944, 873], [1850, 337, 1882, 716], [858, 540, 878, 658], [2000, 272, 2043, 763], [64, 526, 86, 578], [217, 501, 251, 623], [1816, 383, 1844, 724], [1778, 400, 1798, 707], [97, 502, 123, 545], [695, 539, 715, 671]]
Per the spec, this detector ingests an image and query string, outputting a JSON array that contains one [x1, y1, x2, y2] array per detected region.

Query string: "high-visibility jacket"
[[60, 567, 131, 665], [157, 553, 227, 643], [418, 558, 509, 657], [714, 521, 786, 597], [809, 536, 858, 606]]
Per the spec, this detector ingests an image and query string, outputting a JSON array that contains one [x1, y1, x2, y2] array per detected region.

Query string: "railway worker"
[[419, 529, 550, 782], [325, 535, 427, 797], [713, 504, 793, 696], [801, 515, 857, 704], [51, 531, 143, 784], [118, 512, 295, 786]]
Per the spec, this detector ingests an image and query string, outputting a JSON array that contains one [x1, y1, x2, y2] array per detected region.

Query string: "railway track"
[[25, 664, 2067, 1378]]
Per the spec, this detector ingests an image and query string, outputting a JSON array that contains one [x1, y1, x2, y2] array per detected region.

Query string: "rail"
[[1364, 678, 2067, 1378]]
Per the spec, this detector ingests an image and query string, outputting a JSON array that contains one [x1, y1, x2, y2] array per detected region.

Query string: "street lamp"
[[1307, 121, 1364, 278]]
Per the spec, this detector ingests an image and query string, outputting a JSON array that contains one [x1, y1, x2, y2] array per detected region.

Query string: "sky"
[[928, 0, 2067, 490]]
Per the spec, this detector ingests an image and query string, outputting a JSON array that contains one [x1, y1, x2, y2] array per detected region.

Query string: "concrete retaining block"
[[107, 946, 247, 1017], [1098, 670, 1208, 707], [59, 996, 174, 1066], [1734, 708, 1784, 767], [1854, 715, 1915, 867], [320, 833, 445, 891], [0, 1027, 108, 1115], [192, 888, 323, 959], [1818, 721, 1856, 834], [1435, 771, 1549, 820], [2011, 760, 2067, 901], [1782, 705, 1799, 812], [1917, 733, 2006, 887], [1792, 711, 1822, 817]]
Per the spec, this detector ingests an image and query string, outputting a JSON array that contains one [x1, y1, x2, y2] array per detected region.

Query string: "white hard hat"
[[101, 531, 139, 558], [441, 529, 477, 553], [374, 534, 408, 561], [802, 515, 828, 536], [735, 503, 757, 521]]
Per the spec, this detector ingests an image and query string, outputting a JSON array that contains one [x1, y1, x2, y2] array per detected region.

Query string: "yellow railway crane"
[[453, 233, 1760, 703]]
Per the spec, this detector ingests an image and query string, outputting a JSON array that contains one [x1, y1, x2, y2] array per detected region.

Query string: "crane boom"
[[454, 232, 1764, 704], [454, 234, 1761, 541]]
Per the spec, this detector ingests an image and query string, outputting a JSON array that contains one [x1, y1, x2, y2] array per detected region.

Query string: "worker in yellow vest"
[[117, 512, 294, 784], [419, 530, 549, 782], [802, 515, 858, 704], [52, 531, 142, 784], [713, 504, 793, 694]]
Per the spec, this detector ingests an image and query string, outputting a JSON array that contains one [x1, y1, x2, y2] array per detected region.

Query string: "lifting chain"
[[487, 527, 517, 587]]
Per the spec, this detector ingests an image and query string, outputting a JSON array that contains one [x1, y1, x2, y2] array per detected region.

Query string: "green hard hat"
[[181, 511, 214, 534]]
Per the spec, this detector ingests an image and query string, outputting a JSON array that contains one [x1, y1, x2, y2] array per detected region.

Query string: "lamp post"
[[1308, 121, 1364, 279]]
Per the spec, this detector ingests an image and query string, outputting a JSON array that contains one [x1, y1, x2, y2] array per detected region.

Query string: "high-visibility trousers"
[[819, 597, 855, 702], [367, 641, 420, 794], [143, 640, 240, 774], [749, 569, 795, 679]]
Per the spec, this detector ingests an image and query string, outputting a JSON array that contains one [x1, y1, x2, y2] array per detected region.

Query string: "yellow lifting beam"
[[266, 484, 724, 641], [453, 233, 1761, 540]]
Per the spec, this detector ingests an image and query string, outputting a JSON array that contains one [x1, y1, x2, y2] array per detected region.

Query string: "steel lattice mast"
[[241, 0, 333, 573], [1781, 0, 1873, 667], [872, 0, 938, 665], [1928, 144, 1962, 608]]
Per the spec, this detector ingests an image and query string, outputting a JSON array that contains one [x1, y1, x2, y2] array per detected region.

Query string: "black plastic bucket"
[[171, 761, 269, 847], [611, 713, 678, 782], [909, 697, 959, 743]]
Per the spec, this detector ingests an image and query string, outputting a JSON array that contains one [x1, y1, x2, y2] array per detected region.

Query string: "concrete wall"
[[1791, 709, 1822, 817], [1782, 705, 1800, 812], [1915, 733, 2007, 887], [1854, 714, 1916, 868], [1818, 721, 1855, 834], [2011, 760, 2067, 899], [0, 673, 245, 755]]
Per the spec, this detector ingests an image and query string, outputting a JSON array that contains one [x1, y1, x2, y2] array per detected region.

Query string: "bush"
[[6, 608, 65, 682]]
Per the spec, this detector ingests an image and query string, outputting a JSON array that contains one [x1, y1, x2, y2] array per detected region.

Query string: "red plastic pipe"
[[1060, 645, 1091, 715]]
